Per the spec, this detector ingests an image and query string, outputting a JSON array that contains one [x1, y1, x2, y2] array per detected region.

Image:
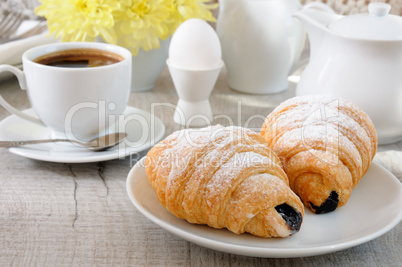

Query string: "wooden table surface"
[[0, 68, 401, 266]]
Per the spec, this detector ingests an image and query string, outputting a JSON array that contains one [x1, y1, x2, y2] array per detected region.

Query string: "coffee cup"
[[0, 42, 132, 141]]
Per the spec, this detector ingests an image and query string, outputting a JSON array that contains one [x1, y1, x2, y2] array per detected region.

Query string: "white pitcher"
[[216, 0, 305, 94], [294, 3, 402, 144]]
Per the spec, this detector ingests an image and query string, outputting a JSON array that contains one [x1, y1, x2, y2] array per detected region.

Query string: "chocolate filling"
[[310, 191, 339, 214], [275, 203, 303, 233]]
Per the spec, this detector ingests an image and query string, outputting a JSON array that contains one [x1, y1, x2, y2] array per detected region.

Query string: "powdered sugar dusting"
[[263, 95, 377, 196], [161, 125, 273, 184], [206, 152, 275, 196], [268, 96, 366, 162]]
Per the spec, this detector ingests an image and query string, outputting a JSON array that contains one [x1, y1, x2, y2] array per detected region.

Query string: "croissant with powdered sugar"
[[146, 125, 304, 238], [260, 95, 377, 214]]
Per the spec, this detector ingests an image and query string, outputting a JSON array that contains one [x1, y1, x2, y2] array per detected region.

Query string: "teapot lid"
[[328, 3, 402, 40]]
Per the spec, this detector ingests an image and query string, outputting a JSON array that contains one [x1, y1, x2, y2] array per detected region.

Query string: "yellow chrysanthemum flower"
[[113, 0, 172, 55], [36, 0, 120, 43], [35, 0, 218, 55], [167, 0, 218, 33]]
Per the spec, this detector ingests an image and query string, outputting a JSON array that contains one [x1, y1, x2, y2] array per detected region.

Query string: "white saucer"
[[127, 157, 402, 258], [0, 107, 165, 163]]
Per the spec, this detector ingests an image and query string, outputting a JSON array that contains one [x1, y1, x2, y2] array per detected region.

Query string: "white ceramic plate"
[[0, 107, 165, 163], [126, 157, 402, 258]]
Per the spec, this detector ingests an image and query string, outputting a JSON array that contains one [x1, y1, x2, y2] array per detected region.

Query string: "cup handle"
[[0, 65, 45, 126]]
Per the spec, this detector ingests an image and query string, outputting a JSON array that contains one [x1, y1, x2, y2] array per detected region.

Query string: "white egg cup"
[[167, 60, 223, 127]]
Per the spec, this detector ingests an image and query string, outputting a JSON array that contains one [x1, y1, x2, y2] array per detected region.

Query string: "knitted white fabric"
[[300, 0, 402, 15]]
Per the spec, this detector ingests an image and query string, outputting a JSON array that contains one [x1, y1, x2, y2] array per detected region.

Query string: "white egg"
[[169, 18, 222, 70]]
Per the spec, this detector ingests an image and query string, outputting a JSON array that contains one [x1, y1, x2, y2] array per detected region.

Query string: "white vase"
[[96, 37, 170, 92], [130, 38, 170, 92]]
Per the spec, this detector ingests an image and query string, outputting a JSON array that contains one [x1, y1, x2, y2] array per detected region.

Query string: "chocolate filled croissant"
[[260, 95, 377, 214], [146, 125, 304, 238]]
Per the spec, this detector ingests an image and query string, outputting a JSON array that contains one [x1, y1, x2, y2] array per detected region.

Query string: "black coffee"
[[34, 48, 124, 68]]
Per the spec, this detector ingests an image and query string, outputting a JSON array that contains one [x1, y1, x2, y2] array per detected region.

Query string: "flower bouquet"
[[35, 0, 218, 91], [35, 0, 218, 56]]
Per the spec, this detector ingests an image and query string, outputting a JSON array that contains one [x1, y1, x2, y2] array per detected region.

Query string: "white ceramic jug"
[[294, 3, 402, 145], [216, 0, 305, 94]]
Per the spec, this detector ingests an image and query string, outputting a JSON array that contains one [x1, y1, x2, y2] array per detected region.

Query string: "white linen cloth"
[[0, 20, 58, 66]]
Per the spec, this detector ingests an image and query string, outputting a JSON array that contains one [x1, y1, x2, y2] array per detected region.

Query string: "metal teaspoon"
[[0, 132, 127, 151]]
